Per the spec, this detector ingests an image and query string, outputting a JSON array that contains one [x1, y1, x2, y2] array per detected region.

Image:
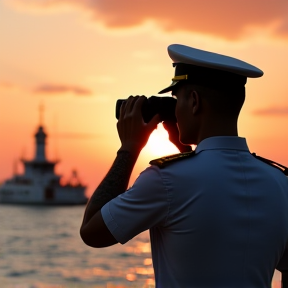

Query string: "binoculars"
[[115, 96, 177, 123]]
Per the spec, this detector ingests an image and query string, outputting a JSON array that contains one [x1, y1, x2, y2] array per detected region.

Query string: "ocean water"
[[0, 205, 282, 288], [0, 205, 154, 288]]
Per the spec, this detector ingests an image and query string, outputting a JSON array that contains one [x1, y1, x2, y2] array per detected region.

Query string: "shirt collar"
[[195, 136, 249, 154]]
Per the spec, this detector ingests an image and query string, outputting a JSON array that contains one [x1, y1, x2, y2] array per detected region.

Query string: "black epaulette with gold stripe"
[[252, 153, 288, 176], [149, 151, 195, 168]]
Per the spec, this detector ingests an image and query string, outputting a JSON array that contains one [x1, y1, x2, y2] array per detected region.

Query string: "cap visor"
[[158, 81, 179, 94]]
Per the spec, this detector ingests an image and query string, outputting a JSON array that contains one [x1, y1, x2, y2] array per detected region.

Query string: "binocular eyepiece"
[[116, 96, 177, 123]]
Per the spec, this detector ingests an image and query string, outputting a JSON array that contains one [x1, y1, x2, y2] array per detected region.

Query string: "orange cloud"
[[5, 0, 288, 39], [254, 106, 288, 116], [0, 81, 21, 92], [0, 81, 15, 89], [34, 84, 92, 96]]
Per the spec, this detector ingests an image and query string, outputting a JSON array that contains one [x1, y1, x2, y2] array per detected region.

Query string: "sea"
[[0, 205, 282, 288]]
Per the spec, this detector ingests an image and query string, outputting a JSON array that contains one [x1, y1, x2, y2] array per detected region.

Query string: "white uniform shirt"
[[101, 136, 288, 288]]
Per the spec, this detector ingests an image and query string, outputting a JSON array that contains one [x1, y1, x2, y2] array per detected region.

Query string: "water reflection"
[[0, 205, 282, 288], [143, 258, 152, 266], [125, 241, 151, 255], [0, 205, 155, 287]]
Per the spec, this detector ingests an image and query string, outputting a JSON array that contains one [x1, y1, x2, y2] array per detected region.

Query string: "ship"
[[0, 119, 88, 205]]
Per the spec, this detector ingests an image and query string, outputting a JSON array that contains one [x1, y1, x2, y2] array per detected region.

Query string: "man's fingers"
[[120, 95, 161, 130], [119, 96, 136, 119], [147, 114, 161, 131], [119, 100, 127, 119], [162, 121, 172, 131], [133, 96, 146, 115], [125, 96, 139, 113]]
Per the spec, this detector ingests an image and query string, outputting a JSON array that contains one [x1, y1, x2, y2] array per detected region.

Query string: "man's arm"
[[80, 96, 160, 248], [80, 150, 138, 247]]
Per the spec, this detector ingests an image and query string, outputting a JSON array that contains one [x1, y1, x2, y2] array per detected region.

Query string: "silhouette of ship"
[[0, 113, 88, 205]]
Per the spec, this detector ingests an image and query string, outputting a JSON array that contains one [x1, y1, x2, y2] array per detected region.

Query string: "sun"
[[145, 123, 179, 158]]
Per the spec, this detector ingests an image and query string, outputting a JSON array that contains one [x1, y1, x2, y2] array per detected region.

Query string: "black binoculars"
[[115, 96, 177, 123]]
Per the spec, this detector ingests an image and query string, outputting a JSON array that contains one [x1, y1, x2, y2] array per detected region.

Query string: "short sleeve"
[[101, 166, 169, 244]]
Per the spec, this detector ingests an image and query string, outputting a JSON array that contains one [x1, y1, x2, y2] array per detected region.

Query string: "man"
[[80, 44, 288, 287]]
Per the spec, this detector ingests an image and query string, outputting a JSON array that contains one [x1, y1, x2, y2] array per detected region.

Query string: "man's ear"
[[191, 90, 201, 114]]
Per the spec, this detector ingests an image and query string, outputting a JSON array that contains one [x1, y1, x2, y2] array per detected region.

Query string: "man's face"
[[172, 83, 198, 145]]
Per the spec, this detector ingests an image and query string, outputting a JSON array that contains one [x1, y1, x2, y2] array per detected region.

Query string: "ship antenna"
[[39, 102, 44, 126]]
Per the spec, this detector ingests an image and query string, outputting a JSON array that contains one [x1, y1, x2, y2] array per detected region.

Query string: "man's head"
[[158, 44, 263, 145], [172, 82, 245, 144]]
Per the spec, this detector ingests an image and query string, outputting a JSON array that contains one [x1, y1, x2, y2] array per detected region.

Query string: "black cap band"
[[174, 63, 247, 90]]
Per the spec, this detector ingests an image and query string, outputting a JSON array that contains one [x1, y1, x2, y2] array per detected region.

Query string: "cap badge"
[[172, 75, 188, 81]]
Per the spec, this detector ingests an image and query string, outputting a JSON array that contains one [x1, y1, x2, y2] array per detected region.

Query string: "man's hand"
[[117, 96, 160, 154], [162, 121, 192, 153], [80, 96, 161, 248]]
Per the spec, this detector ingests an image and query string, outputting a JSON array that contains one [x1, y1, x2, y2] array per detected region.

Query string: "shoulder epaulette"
[[149, 151, 195, 168], [252, 153, 288, 176]]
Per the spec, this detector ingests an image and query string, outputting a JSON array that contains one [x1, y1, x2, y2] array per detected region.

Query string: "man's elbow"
[[80, 226, 117, 248], [79, 226, 103, 248]]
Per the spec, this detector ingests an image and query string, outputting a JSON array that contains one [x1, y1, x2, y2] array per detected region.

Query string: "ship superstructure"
[[0, 120, 87, 205]]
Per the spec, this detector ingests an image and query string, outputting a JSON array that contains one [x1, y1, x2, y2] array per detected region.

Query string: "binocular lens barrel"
[[116, 96, 177, 123]]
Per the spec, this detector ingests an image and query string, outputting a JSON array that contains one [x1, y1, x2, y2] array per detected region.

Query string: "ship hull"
[[0, 183, 88, 205]]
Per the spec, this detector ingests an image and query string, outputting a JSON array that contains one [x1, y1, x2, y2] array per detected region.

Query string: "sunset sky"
[[0, 0, 287, 196]]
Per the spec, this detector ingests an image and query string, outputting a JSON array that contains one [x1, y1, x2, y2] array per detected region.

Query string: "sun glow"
[[145, 123, 179, 158]]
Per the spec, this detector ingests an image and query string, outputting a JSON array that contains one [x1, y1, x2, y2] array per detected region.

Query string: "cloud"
[[254, 106, 288, 116], [34, 84, 92, 96], [4, 0, 288, 39], [0, 81, 21, 92], [0, 81, 14, 89]]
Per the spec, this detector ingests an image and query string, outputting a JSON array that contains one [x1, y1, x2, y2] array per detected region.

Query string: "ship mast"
[[34, 103, 47, 162], [39, 102, 44, 126]]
